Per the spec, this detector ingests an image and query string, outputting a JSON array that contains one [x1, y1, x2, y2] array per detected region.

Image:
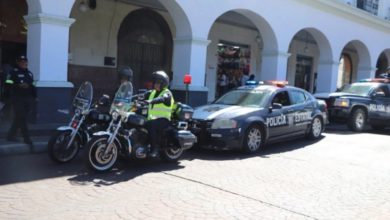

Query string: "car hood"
[[193, 104, 259, 120], [314, 92, 366, 99]]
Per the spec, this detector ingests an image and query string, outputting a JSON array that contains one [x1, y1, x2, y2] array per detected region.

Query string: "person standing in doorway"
[[5, 55, 36, 149], [217, 70, 228, 97]]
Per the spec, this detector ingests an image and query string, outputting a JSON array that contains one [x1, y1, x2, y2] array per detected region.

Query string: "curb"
[[0, 140, 48, 156]]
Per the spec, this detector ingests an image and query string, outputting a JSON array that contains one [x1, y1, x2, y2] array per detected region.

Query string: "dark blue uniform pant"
[[7, 98, 31, 141], [145, 118, 170, 152]]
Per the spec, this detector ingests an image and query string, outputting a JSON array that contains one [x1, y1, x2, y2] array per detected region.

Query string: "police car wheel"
[[308, 116, 322, 139], [348, 108, 366, 132], [242, 125, 263, 153]]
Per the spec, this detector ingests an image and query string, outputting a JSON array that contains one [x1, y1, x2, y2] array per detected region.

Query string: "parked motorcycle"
[[85, 81, 197, 172], [48, 82, 111, 163]]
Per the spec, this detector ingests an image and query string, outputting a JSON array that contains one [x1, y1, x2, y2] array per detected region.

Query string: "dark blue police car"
[[315, 78, 390, 132], [191, 81, 328, 153]]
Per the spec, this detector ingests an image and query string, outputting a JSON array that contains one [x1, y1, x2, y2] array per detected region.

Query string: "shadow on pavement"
[[184, 135, 325, 161], [0, 153, 184, 186], [324, 123, 390, 136], [68, 159, 185, 187]]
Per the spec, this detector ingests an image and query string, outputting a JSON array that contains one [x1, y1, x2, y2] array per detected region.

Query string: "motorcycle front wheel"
[[85, 136, 119, 172], [48, 130, 80, 163]]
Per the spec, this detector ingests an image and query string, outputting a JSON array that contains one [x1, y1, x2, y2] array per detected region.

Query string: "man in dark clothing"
[[143, 71, 174, 157], [5, 55, 36, 148]]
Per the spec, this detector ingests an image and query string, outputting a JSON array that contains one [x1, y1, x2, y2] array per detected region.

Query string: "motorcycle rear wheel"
[[86, 136, 119, 172], [161, 147, 183, 162], [48, 130, 80, 163]]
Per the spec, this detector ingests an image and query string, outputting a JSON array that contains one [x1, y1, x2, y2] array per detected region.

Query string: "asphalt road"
[[1, 125, 390, 219]]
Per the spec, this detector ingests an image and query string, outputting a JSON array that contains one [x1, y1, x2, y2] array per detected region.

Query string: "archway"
[[339, 40, 371, 83], [287, 28, 333, 93], [117, 9, 173, 91], [375, 50, 390, 77], [206, 10, 277, 100]]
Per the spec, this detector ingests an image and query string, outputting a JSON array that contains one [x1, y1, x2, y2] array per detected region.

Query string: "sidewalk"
[[0, 121, 62, 156]]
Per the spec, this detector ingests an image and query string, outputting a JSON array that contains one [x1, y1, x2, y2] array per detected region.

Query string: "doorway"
[[117, 9, 172, 91], [295, 55, 313, 92]]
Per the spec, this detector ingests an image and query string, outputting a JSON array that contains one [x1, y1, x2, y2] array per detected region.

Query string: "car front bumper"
[[192, 127, 243, 150], [328, 107, 350, 121]]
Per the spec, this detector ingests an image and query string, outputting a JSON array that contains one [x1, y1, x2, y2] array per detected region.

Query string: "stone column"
[[260, 50, 290, 80], [170, 37, 210, 107], [24, 13, 75, 123], [316, 60, 340, 93], [357, 66, 377, 80]]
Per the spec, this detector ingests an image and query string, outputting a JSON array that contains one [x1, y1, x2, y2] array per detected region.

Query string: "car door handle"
[[287, 109, 294, 113]]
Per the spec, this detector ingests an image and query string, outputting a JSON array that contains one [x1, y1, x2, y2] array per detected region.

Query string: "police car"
[[191, 81, 328, 153], [315, 78, 390, 132]]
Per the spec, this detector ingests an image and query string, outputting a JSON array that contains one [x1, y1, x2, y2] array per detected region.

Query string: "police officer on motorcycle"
[[144, 70, 174, 157]]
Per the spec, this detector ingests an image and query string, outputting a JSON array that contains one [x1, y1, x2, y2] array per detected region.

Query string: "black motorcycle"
[[85, 81, 197, 172], [48, 82, 110, 163]]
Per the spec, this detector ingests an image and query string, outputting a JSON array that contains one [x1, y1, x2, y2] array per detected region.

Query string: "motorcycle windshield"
[[111, 81, 133, 114], [73, 81, 93, 111]]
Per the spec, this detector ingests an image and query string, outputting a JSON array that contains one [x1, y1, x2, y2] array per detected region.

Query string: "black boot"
[[150, 145, 160, 158]]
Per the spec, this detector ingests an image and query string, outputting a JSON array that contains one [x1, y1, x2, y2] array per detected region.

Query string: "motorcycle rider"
[[143, 70, 174, 157]]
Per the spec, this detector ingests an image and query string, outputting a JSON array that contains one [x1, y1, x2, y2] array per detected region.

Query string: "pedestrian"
[[4, 55, 36, 149], [240, 72, 249, 86], [217, 70, 228, 97]]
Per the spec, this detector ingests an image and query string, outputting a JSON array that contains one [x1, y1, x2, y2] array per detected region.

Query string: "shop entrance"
[[117, 9, 172, 91], [216, 41, 250, 97], [295, 55, 313, 92]]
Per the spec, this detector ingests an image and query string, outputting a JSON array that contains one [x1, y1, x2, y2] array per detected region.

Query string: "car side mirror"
[[269, 103, 282, 112], [373, 91, 386, 98]]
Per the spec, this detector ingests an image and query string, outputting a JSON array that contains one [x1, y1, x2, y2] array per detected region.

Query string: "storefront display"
[[216, 41, 251, 96]]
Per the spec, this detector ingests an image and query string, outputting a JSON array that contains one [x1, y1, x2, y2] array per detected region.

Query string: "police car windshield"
[[214, 89, 269, 107], [340, 83, 373, 96]]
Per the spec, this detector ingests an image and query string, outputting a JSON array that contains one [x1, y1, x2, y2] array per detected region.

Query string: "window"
[[272, 91, 291, 106], [290, 90, 307, 105], [375, 86, 390, 97], [356, 0, 379, 15]]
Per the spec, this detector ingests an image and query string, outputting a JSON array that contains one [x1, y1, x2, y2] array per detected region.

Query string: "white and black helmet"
[[152, 70, 169, 88]]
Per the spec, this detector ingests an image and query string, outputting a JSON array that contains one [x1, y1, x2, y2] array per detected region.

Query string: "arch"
[[287, 27, 333, 93], [156, 0, 192, 37], [117, 8, 173, 91], [340, 40, 371, 81], [375, 49, 390, 76], [207, 9, 278, 52], [205, 9, 277, 99]]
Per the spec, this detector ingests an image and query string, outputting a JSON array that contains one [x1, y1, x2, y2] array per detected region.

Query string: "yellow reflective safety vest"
[[147, 88, 174, 120]]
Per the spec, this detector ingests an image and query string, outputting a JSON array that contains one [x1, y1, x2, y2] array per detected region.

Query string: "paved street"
[[1, 125, 390, 220]]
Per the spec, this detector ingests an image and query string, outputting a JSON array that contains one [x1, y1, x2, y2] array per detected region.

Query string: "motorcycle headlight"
[[334, 98, 350, 107], [112, 111, 119, 120], [211, 119, 237, 129]]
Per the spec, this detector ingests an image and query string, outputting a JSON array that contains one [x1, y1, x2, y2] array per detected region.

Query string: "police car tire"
[[347, 108, 366, 132], [242, 124, 263, 153], [307, 116, 323, 140]]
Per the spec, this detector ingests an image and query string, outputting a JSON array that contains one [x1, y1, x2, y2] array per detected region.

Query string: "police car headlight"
[[334, 98, 350, 107], [211, 119, 237, 129]]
